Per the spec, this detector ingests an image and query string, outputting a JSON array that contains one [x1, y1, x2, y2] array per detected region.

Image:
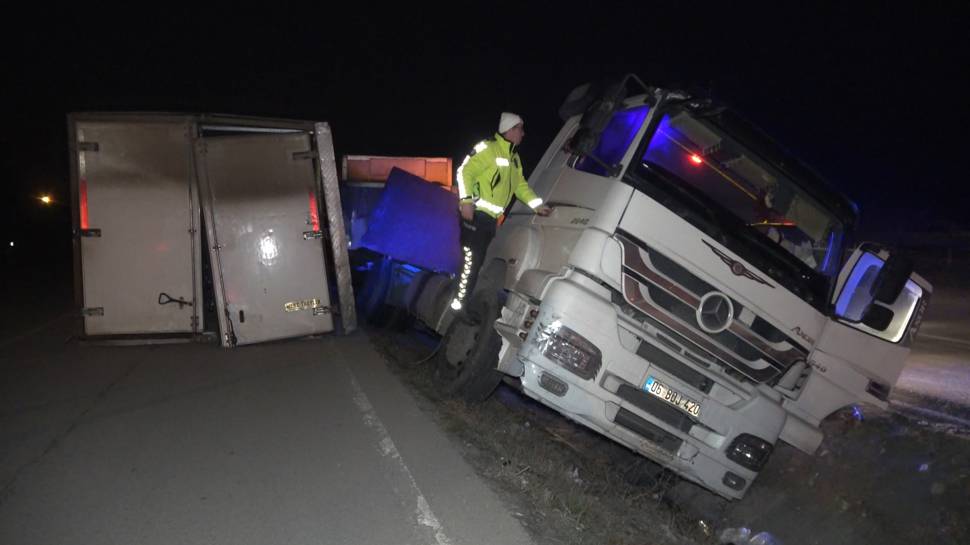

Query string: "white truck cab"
[[436, 76, 931, 499]]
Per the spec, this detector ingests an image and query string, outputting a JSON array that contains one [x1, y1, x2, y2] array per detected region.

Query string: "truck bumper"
[[511, 273, 785, 500]]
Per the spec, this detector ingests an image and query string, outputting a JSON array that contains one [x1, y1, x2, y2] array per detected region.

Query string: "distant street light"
[[8, 241, 13, 247], [40, 195, 52, 205]]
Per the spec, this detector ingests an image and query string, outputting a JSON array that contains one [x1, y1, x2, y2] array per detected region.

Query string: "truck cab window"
[[574, 106, 650, 176], [639, 112, 846, 279]]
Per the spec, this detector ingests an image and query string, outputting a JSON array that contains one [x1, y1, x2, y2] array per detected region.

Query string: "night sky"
[[4, 4, 969, 268]]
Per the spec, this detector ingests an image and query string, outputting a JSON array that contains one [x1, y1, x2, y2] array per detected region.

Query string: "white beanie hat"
[[498, 112, 523, 134]]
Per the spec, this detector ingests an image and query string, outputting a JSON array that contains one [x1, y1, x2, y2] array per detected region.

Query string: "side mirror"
[[558, 83, 596, 121], [568, 80, 628, 156], [833, 246, 927, 343], [872, 253, 913, 304], [559, 73, 650, 121]]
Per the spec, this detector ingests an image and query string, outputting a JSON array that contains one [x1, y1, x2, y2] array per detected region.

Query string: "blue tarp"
[[358, 167, 461, 274]]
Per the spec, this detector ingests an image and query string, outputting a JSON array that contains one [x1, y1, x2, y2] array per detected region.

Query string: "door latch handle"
[[158, 293, 193, 309]]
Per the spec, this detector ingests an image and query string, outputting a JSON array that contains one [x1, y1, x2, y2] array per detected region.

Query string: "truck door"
[[196, 132, 334, 346], [72, 117, 202, 337], [814, 245, 932, 394]]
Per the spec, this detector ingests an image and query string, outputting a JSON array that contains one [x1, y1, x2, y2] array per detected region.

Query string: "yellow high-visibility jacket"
[[457, 133, 542, 218]]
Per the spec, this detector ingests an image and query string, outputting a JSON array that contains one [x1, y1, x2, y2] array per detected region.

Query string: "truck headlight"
[[726, 433, 773, 471], [534, 320, 602, 380]]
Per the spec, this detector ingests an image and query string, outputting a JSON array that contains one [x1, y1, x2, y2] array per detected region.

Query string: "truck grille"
[[615, 231, 808, 384], [637, 340, 713, 394]]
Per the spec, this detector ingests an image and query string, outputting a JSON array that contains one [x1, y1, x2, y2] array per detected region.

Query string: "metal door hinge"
[[82, 307, 104, 317], [302, 230, 326, 240], [292, 150, 316, 161], [78, 228, 102, 238], [78, 142, 100, 152], [191, 315, 199, 331]]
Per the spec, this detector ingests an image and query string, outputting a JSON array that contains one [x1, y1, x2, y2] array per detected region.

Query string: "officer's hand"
[[535, 205, 553, 217], [460, 202, 475, 221]]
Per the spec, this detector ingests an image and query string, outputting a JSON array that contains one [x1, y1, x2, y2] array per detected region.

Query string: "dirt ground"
[[369, 326, 970, 545]]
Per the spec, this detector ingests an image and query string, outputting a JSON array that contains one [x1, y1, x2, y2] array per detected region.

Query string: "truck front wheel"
[[433, 293, 504, 402]]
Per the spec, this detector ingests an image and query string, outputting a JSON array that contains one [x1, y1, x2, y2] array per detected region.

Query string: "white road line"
[[348, 370, 454, 545]]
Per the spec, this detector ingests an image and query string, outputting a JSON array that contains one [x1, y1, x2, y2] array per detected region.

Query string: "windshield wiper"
[[506, 200, 595, 216]]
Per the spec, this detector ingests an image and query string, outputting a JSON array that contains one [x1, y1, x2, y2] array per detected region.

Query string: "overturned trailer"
[[68, 113, 356, 346]]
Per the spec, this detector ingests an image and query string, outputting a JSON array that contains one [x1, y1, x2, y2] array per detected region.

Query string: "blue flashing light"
[[820, 230, 838, 274], [576, 106, 649, 175], [851, 405, 864, 421], [604, 106, 649, 160], [644, 115, 675, 158], [643, 115, 709, 171]]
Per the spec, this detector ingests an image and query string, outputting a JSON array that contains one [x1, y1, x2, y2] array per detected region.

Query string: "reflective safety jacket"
[[457, 133, 543, 218]]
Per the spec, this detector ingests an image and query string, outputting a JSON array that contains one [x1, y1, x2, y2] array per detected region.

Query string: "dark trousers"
[[454, 211, 497, 309]]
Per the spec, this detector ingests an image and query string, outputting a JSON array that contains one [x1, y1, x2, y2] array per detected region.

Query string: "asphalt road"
[[0, 322, 534, 545], [894, 288, 970, 426]]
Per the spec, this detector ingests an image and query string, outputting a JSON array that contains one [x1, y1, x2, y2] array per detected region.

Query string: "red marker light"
[[690, 154, 703, 165], [308, 190, 320, 232], [79, 179, 89, 229]]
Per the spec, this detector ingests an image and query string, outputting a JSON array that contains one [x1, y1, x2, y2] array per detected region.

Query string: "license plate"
[[644, 376, 701, 418]]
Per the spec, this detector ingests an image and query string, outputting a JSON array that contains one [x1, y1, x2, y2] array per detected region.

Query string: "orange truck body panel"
[[342, 155, 453, 188]]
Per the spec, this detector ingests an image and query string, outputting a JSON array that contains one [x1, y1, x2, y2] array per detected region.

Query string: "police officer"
[[451, 112, 552, 311]]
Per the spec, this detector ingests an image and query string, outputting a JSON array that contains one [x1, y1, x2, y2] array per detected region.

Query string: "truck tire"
[[414, 274, 455, 331], [433, 292, 504, 402]]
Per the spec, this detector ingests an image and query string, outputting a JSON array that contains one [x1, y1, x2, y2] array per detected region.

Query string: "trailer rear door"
[[72, 118, 201, 337], [196, 132, 334, 346]]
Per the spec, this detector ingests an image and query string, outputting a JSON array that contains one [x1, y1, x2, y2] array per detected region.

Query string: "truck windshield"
[[628, 109, 849, 306]]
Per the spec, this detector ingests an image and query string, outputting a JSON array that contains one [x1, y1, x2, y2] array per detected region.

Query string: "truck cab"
[[441, 76, 931, 499]]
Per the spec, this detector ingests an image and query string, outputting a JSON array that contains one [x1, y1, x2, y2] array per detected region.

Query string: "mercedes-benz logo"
[[697, 292, 734, 334]]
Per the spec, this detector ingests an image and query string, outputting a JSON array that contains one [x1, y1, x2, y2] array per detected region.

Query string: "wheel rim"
[[436, 295, 500, 392]]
